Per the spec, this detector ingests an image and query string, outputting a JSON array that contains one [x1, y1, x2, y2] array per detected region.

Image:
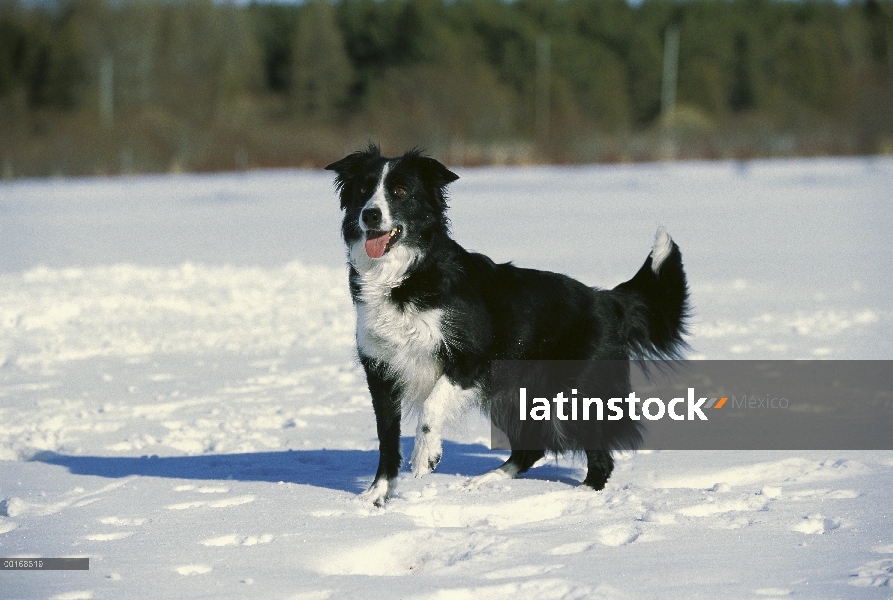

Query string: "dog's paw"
[[357, 478, 395, 507], [579, 479, 608, 492], [410, 435, 442, 477], [465, 468, 513, 489]]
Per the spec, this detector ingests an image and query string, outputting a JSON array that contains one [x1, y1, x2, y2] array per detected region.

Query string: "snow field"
[[1, 157, 892, 598]]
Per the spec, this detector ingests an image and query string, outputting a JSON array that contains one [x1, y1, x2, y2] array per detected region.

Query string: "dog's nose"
[[361, 207, 382, 228]]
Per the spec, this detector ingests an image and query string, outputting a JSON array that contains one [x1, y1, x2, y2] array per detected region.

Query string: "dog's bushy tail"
[[611, 227, 690, 361]]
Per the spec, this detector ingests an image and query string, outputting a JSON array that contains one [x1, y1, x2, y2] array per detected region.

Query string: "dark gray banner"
[[1, 558, 89, 570], [490, 361, 893, 451]]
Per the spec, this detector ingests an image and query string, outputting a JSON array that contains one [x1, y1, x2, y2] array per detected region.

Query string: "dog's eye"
[[359, 186, 368, 195], [393, 186, 407, 197]]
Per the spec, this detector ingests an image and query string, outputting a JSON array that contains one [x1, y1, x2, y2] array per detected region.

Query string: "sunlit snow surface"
[[1, 158, 892, 598]]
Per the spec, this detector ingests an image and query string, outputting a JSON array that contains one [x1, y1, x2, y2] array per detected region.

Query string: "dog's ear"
[[325, 143, 381, 185], [416, 156, 459, 189], [325, 144, 382, 202], [402, 151, 459, 210]]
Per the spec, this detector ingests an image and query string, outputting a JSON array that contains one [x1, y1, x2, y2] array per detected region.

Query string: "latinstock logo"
[[517, 388, 733, 422], [490, 360, 892, 451]]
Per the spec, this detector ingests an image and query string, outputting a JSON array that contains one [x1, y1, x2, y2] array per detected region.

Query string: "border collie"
[[326, 144, 689, 506]]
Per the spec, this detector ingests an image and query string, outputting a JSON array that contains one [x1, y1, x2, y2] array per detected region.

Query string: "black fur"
[[326, 144, 689, 505]]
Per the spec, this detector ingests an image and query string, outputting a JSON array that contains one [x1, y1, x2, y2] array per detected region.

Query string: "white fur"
[[360, 162, 393, 233], [358, 477, 395, 507], [350, 239, 444, 406], [410, 376, 479, 476], [349, 237, 418, 284], [651, 226, 673, 273]]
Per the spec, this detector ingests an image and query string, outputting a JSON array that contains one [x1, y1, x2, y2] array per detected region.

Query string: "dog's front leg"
[[410, 416, 443, 478], [410, 375, 474, 477], [358, 358, 402, 507]]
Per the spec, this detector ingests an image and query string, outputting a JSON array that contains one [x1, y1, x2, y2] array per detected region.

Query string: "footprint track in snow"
[[200, 533, 274, 547], [548, 541, 593, 556], [314, 529, 510, 576], [84, 531, 134, 541], [0, 517, 18, 534], [677, 495, 769, 517], [849, 544, 893, 587], [640, 510, 677, 525], [406, 578, 591, 600], [166, 495, 256, 510], [85, 516, 146, 541], [48, 591, 95, 599], [597, 524, 640, 547], [481, 564, 564, 579], [754, 588, 793, 596], [654, 457, 868, 490], [398, 491, 573, 529], [850, 559, 893, 587], [175, 564, 212, 576], [787, 488, 859, 500], [99, 516, 147, 526], [1, 479, 133, 517], [792, 513, 842, 535]]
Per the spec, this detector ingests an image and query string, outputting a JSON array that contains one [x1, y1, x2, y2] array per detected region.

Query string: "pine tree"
[[291, 0, 352, 123]]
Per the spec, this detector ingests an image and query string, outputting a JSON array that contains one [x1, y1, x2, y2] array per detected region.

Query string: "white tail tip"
[[651, 227, 673, 273]]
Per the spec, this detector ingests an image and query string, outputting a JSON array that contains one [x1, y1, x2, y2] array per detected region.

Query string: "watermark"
[[490, 360, 893, 451], [519, 388, 706, 421], [1, 558, 89, 570], [517, 388, 790, 422], [729, 394, 788, 409]]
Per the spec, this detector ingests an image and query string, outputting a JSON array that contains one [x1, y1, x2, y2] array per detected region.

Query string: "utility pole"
[[535, 34, 551, 140], [99, 54, 114, 130], [661, 24, 680, 119]]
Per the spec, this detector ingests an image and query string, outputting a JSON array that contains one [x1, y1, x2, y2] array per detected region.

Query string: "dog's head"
[[326, 144, 458, 269]]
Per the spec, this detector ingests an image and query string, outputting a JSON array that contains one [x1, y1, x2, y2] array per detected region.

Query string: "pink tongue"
[[365, 231, 390, 259]]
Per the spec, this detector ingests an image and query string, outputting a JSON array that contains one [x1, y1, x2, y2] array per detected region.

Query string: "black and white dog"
[[326, 144, 689, 506]]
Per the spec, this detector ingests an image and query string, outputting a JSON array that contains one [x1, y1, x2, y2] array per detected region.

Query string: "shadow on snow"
[[32, 439, 583, 494]]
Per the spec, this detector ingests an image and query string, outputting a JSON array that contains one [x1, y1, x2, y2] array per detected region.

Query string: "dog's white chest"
[[357, 300, 441, 353], [355, 289, 444, 403]]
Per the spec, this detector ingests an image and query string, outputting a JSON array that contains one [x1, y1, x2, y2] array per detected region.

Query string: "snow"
[[1, 157, 892, 599]]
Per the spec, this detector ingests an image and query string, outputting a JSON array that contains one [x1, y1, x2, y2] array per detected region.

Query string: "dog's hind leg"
[[466, 449, 545, 488], [581, 449, 614, 491]]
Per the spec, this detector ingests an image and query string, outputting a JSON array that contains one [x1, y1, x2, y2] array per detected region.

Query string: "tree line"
[[1, 0, 892, 177]]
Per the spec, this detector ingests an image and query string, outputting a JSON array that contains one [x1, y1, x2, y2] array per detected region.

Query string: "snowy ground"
[[1, 157, 892, 599]]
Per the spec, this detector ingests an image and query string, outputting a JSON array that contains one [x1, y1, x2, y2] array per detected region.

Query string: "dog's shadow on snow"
[[34, 439, 582, 494]]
